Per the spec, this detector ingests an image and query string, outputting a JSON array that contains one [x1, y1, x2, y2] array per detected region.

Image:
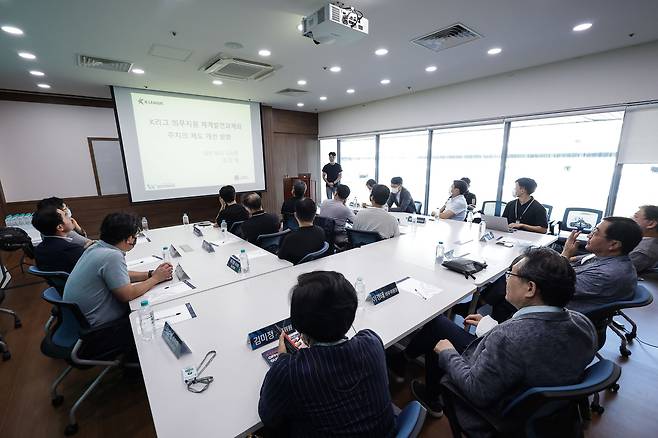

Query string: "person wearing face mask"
[[31, 207, 85, 273], [63, 213, 173, 354], [387, 176, 416, 213], [432, 180, 468, 221], [37, 197, 92, 247], [501, 178, 548, 233]]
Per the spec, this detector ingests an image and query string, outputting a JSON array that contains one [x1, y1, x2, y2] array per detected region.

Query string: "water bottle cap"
[[357, 276, 363, 281], [240, 249, 246, 253], [163, 246, 168, 250], [140, 299, 149, 306], [438, 241, 443, 244]]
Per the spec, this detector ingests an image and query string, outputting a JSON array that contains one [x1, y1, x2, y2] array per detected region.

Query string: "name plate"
[[407, 216, 426, 224], [480, 231, 495, 242], [368, 282, 400, 305], [227, 255, 241, 273], [169, 245, 182, 258], [247, 318, 292, 350], [162, 321, 192, 358], [201, 240, 215, 253], [193, 225, 203, 237], [174, 263, 190, 281]]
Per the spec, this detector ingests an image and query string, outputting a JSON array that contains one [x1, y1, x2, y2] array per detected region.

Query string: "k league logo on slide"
[[138, 98, 164, 105]]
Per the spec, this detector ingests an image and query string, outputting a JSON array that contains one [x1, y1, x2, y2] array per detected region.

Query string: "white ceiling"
[[1, 0, 658, 113]]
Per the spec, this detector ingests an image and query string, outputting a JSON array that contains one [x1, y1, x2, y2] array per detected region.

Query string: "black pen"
[[152, 254, 163, 260], [495, 236, 503, 241], [154, 312, 181, 321]]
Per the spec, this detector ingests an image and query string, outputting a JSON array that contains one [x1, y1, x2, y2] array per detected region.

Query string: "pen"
[[495, 236, 503, 241], [414, 288, 428, 300], [154, 312, 181, 321], [153, 254, 163, 260]]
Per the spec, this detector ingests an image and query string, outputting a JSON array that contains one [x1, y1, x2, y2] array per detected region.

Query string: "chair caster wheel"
[[51, 395, 64, 407], [590, 403, 605, 414], [2, 351, 10, 361], [609, 383, 620, 392], [14, 320, 22, 329], [620, 346, 631, 357], [64, 423, 78, 436]]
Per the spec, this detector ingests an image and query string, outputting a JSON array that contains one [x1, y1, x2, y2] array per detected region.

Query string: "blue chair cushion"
[[396, 401, 422, 438]]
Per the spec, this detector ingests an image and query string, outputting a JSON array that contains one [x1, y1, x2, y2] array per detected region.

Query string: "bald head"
[[243, 193, 262, 212]]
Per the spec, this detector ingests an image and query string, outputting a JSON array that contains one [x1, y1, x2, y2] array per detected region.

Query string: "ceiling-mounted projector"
[[301, 2, 369, 45]]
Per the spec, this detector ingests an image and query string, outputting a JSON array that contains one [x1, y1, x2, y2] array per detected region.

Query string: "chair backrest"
[[560, 208, 603, 233], [346, 229, 383, 247], [543, 204, 553, 221], [314, 216, 336, 248], [395, 400, 427, 438], [40, 287, 88, 349], [282, 213, 299, 231], [413, 201, 422, 215], [229, 220, 245, 237], [298, 241, 330, 265], [28, 266, 69, 295], [481, 201, 507, 216], [255, 229, 291, 254]]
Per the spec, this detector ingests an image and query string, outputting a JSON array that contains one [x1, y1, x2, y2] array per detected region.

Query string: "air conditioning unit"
[[302, 3, 369, 45], [202, 56, 274, 81]]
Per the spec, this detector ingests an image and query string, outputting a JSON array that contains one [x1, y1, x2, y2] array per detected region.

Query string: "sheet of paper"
[[152, 303, 196, 329], [232, 249, 270, 259], [397, 277, 443, 300], [127, 255, 161, 268], [145, 281, 195, 305], [136, 234, 151, 244]]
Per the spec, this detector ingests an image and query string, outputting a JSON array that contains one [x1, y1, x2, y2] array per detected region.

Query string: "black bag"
[[442, 257, 487, 279], [0, 227, 33, 252]]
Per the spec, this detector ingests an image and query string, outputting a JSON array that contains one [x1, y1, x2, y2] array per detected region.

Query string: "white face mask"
[[512, 189, 518, 198], [391, 187, 399, 194], [65, 208, 73, 219]]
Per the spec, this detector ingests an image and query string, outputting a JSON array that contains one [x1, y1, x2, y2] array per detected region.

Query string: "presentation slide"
[[113, 87, 265, 202]]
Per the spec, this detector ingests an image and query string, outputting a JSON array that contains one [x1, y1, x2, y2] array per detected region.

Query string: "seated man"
[[214, 185, 249, 229], [37, 196, 92, 247], [352, 184, 400, 239], [319, 184, 356, 243], [501, 178, 548, 233], [387, 177, 416, 213], [432, 180, 468, 221], [461, 177, 477, 209], [63, 213, 173, 352], [366, 178, 377, 193], [281, 180, 307, 216], [630, 205, 658, 273], [259, 271, 396, 437], [241, 193, 280, 244], [31, 207, 85, 273], [278, 198, 326, 264], [389, 248, 597, 430]]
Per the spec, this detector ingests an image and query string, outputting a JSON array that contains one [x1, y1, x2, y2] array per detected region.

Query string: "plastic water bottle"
[[5, 215, 14, 226], [479, 220, 487, 238], [182, 213, 189, 226], [220, 220, 228, 242], [466, 210, 474, 224], [239, 249, 250, 274], [139, 300, 154, 341], [354, 196, 358, 207], [141, 217, 149, 231], [435, 241, 445, 264], [383, 203, 389, 212], [355, 277, 367, 311], [162, 246, 170, 263]]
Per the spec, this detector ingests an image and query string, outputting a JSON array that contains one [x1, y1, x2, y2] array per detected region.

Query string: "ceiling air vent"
[[77, 54, 133, 72], [276, 88, 308, 97], [411, 23, 481, 52], [202, 55, 274, 81]]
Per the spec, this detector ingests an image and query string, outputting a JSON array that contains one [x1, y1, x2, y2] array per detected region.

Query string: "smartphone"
[[282, 330, 301, 354]]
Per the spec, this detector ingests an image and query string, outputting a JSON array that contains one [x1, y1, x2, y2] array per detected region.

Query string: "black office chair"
[[282, 213, 299, 231], [543, 204, 553, 222], [298, 241, 330, 265], [314, 216, 337, 254], [0, 288, 20, 361], [255, 229, 290, 254], [346, 229, 383, 248], [229, 220, 245, 238], [413, 201, 422, 215], [556, 208, 603, 234], [480, 201, 507, 217]]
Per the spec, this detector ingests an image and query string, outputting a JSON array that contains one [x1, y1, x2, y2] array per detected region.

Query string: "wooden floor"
[[1, 257, 657, 438]]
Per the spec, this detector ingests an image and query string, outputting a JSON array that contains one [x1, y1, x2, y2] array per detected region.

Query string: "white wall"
[[0, 101, 118, 202], [319, 41, 658, 137]]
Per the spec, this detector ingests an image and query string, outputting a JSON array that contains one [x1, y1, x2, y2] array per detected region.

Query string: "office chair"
[[0, 287, 21, 361], [480, 201, 507, 217], [441, 359, 621, 438], [555, 208, 603, 234], [255, 229, 290, 254], [346, 229, 382, 248], [41, 287, 132, 436], [229, 220, 245, 238], [395, 400, 427, 438], [282, 213, 299, 231], [297, 241, 330, 265], [27, 266, 70, 296], [543, 204, 553, 221], [413, 201, 422, 215], [314, 216, 337, 253]]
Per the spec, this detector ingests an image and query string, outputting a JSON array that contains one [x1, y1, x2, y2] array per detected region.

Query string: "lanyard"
[[514, 198, 535, 222], [187, 350, 217, 394]]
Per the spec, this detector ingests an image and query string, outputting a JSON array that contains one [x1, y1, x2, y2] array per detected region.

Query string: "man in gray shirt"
[[319, 184, 356, 243], [352, 184, 400, 239], [630, 205, 658, 273]]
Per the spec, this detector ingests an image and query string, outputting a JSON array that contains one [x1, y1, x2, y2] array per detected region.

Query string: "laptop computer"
[[481, 214, 516, 233]]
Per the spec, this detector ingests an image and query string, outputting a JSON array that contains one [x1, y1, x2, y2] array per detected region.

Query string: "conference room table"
[[128, 216, 557, 437]]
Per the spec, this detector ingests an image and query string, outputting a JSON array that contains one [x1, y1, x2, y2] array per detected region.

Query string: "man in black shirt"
[[32, 207, 85, 273], [281, 180, 306, 215], [502, 177, 548, 233], [387, 177, 416, 213], [241, 193, 280, 244], [215, 185, 249, 230], [322, 152, 342, 200], [278, 198, 326, 265], [460, 177, 477, 210]]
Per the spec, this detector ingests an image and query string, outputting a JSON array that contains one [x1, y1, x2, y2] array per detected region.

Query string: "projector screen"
[[112, 87, 265, 202]]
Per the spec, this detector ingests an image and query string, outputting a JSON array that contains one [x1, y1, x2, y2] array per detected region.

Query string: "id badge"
[[515, 220, 520, 224]]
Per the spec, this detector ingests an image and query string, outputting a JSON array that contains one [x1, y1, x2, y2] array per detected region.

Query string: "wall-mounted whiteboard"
[[87, 138, 128, 195]]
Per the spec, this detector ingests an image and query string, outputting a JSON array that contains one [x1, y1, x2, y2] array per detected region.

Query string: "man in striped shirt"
[[258, 271, 396, 437]]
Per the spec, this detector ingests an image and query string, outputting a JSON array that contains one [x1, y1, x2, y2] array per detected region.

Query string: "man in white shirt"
[[432, 180, 468, 221], [352, 185, 400, 239], [319, 184, 356, 243]]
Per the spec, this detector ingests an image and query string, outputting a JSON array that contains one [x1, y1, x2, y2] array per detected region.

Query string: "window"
[[428, 124, 504, 214], [337, 136, 376, 203], [614, 164, 658, 216], [379, 131, 429, 211], [503, 112, 624, 222], [320, 139, 337, 165]]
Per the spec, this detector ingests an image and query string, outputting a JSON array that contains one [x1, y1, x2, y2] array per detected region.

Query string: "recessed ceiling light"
[[380, 79, 391, 85], [212, 79, 223, 85], [297, 79, 307, 86], [573, 22, 593, 32], [131, 68, 145, 74], [18, 51, 36, 60], [329, 66, 341, 73], [258, 49, 271, 57], [375, 48, 388, 56], [487, 47, 502, 55], [297, 102, 304, 107], [297, 23, 303, 32], [425, 65, 437, 72], [2, 25, 24, 35], [319, 96, 327, 101], [37, 83, 51, 89], [346, 88, 355, 94], [29, 70, 45, 76]]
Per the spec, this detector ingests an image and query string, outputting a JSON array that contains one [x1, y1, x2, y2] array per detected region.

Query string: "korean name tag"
[[368, 282, 400, 305], [201, 240, 215, 253], [227, 255, 241, 273], [193, 225, 203, 237], [162, 321, 192, 358], [247, 318, 292, 350]]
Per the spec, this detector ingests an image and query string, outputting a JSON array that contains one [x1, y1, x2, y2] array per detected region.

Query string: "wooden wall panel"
[[272, 109, 318, 135]]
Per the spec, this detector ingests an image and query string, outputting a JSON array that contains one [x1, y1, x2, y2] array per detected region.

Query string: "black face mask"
[[127, 237, 137, 248]]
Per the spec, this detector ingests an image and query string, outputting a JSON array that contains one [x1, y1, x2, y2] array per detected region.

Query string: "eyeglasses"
[[505, 270, 530, 281]]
